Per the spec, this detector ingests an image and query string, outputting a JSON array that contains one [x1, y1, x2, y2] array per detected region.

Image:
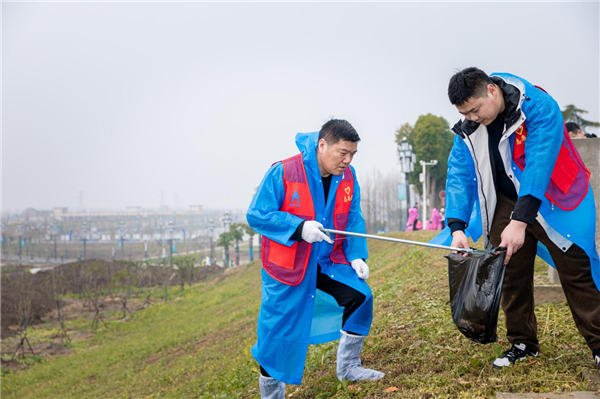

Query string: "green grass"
[[2, 231, 597, 398]]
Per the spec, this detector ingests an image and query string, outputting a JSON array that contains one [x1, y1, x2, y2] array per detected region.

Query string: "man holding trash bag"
[[433, 67, 600, 370], [247, 119, 383, 398]]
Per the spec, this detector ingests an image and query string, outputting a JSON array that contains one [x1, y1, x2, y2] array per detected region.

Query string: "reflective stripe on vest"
[[330, 168, 354, 265], [261, 154, 315, 286]]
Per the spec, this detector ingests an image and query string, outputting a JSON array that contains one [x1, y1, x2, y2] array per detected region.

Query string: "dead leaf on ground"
[[348, 385, 362, 391]]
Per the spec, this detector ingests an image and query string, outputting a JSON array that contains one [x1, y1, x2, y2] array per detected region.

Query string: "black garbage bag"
[[446, 247, 507, 344]]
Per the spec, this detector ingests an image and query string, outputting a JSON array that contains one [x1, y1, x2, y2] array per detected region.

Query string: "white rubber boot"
[[336, 330, 385, 381], [259, 375, 285, 399]]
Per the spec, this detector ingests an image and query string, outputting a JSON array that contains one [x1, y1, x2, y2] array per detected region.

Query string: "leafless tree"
[[10, 272, 36, 359], [47, 269, 71, 346], [83, 262, 109, 330], [361, 167, 402, 233]]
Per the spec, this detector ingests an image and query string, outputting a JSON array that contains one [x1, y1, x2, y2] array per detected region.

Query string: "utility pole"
[[419, 160, 438, 230]]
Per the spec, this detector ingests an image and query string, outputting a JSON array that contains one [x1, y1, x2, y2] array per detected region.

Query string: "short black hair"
[[318, 119, 360, 144], [565, 122, 581, 133], [448, 67, 494, 106]]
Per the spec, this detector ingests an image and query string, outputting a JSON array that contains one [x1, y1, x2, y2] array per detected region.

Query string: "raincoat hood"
[[295, 131, 319, 160]]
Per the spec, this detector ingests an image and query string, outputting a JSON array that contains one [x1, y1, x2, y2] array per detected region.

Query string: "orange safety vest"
[[261, 153, 354, 286]]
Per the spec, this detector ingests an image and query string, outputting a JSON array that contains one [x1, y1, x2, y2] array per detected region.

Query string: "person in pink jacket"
[[406, 206, 421, 231], [428, 208, 442, 230]]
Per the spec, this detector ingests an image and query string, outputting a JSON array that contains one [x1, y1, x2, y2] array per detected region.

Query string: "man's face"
[[317, 138, 358, 177], [456, 84, 503, 126]]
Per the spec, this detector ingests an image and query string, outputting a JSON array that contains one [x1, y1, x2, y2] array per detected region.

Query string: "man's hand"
[[451, 230, 470, 257], [499, 220, 527, 265], [301, 221, 334, 244], [350, 259, 369, 280]]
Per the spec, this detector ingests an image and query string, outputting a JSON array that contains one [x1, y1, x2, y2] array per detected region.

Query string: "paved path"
[[497, 392, 598, 398]]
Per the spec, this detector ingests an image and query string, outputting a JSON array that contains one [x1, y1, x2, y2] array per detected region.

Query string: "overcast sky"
[[2, 1, 599, 213]]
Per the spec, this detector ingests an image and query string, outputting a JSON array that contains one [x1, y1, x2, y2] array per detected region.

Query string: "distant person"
[[440, 207, 446, 229], [566, 121, 598, 139], [247, 119, 383, 398], [406, 206, 421, 231], [428, 208, 442, 230], [433, 67, 600, 370]]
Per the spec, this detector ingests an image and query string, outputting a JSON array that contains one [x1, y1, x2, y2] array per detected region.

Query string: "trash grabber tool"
[[320, 228, 488, 255]]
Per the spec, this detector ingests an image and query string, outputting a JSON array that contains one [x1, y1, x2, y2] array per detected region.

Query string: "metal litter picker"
[[320, 228, 488, 255]]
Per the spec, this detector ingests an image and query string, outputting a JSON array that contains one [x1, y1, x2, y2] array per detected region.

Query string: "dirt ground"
[[1, 258, 225, 371], [1, 294, 149, 372]]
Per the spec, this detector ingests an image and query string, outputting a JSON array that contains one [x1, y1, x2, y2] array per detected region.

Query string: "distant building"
[[22, 208, 51, 221], [53, 207, 69, 219]]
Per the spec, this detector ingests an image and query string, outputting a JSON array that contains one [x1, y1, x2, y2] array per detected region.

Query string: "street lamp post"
[[208, 220, 215, 265], [17, 223, 23, 260], [81, 221, 88, 260], [419, 159, 438, 230], [168, 220, 174, 267], [222, 212, 232, 267], [1, 222, 6, 257], [119, 221, 126, 260], [51, 220, 58, 260], [398, 137, 416, 230], [222, 212, 232, 233]]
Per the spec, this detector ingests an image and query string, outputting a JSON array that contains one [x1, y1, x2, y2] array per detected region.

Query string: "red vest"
[[261, 153, 354, 286], [512, 85, 590, 211]]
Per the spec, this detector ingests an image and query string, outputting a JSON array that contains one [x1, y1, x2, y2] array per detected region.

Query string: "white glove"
[[350, 259, 369, 280], [301, 221, 334, 244]]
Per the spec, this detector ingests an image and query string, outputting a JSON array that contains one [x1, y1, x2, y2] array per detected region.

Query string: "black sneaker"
[[593, 349, 600, 370], [493, 343, 539, 369]]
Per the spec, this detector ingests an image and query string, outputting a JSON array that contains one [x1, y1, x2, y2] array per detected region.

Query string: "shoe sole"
[[492, 353, 539, 369]]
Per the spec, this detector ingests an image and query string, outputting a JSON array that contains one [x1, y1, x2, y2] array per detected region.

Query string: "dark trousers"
[[489, 193, 600, 353], [260, 264, 366, 377], [316, 264, 367, 329]]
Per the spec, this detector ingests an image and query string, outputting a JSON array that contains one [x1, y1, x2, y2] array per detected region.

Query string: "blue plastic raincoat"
[[431, 73, 600, 291], [247, 132, 373, 385]]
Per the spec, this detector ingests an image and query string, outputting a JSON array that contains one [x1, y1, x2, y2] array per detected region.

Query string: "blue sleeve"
[[246, 162, 305, 246], [343, 167, 369, 262], [519, 90, 564, 200], [445, 135, 476, 225]]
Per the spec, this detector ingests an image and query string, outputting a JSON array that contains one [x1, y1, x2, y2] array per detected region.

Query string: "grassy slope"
[[2, 231, 597, 398]]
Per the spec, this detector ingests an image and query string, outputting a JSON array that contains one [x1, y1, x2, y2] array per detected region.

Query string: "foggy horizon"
[[3, 1, 599, 214]]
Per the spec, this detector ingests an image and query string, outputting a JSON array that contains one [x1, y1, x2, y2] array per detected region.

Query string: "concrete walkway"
[[497, 392, 598, 398]]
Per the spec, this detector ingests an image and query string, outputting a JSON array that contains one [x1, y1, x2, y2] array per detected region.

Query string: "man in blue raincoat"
[[247, 119, 384, 398], [433, 67, 600, 370]]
